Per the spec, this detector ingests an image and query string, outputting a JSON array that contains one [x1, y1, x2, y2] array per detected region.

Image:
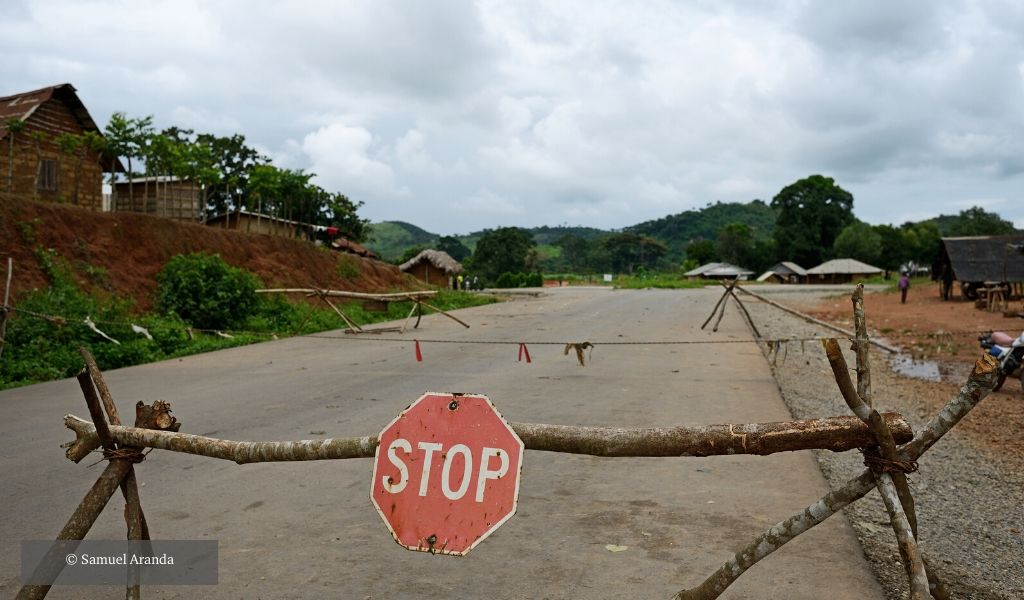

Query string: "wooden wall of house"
[[206, 213, 297, 237], [0, 98, 104, 210], [114, 180, 201, 221], [405, 263, 449, 287]]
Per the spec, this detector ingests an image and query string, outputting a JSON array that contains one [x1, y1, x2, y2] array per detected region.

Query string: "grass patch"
[[0, 253, 495, 391]]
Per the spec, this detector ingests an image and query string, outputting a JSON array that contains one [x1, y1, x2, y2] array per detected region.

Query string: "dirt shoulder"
[[741, 286, 1023, 600], [1, 200, 419, 311]]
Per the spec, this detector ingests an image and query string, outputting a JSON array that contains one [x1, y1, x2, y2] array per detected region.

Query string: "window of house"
[[37, 159, 58, 191]]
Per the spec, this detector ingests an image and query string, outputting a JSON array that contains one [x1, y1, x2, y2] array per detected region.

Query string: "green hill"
[[366, 221, 440, 261], [626, 200, 777, 261], [368, 203, 777, 265]]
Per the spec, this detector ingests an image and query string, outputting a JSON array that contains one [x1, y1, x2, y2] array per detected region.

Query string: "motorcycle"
[[978, 330, 1024, 392]]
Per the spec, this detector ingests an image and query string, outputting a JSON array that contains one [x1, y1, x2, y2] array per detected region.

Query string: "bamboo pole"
[[63, 413, 914, 464], [734, 285, 900, 354], [674, 353, 999, 600]]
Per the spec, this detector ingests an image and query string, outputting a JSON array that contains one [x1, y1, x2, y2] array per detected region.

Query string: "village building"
[[400, 249, 463, 287], [683, 262, 754, 280], [756, 261, 807, 284], [934, 235, 1024, 301], [205, 210, 307, 238], [113, 176, 202, 221], [0, 83, 121, 209], [805, 258, 883, 284], [204, 209, 374, 258]]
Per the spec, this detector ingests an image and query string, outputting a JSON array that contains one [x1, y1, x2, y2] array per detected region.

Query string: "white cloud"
[[301, 124, 401, 197], [1, 0, 1022, 233]]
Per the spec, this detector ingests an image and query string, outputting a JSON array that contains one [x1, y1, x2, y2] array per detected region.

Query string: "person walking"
[[457, 274, 464, 290], [898, 272, 910, 304]]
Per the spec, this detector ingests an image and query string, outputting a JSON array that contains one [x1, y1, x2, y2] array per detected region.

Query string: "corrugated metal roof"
[[684, 262, 753, 277], [777, 261, 808, 276], [0, 83, 96, 137], [941, 235, 1024, 282], [0, 83, 122, 171], [806, 258, 883, 275]]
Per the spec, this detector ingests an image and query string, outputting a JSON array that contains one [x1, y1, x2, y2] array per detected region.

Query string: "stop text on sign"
[[370, 393, 525, 556], [381, 440, 509, 502]]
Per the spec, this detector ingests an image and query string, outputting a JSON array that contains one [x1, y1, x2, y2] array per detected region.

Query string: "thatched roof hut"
[[805, 258, 882, 283], [400, 249, 463, 286]]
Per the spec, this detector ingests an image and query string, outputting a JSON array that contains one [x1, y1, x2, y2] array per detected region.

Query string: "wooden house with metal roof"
[[0, 83, 121, 209]]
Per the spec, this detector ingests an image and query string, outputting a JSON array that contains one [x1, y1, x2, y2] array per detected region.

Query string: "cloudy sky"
[[3, 0, 1023, 234]]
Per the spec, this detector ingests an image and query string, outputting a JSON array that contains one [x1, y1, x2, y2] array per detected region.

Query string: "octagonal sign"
[[370, 393, 525, 556]]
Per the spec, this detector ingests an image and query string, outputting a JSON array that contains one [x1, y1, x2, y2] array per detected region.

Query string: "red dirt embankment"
[[0, 200, 419, 311]]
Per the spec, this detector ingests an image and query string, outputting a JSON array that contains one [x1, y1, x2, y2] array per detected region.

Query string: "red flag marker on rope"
[[414, 339, 423, 362], [518, 342, 532, 363]]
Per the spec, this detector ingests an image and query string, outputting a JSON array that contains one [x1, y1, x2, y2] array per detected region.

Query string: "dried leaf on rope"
[[564, 342, 594, 367]]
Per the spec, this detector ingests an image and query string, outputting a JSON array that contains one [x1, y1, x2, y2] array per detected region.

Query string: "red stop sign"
[[370, 393, 525, 556]]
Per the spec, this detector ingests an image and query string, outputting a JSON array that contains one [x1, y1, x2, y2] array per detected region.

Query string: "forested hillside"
[[626, 200, 777, 261]]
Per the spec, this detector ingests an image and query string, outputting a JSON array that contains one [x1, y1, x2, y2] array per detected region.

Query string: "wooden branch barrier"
[[62, 412, 914, 464], [256, 287, 469, 333], [732, 284, 900, 354], [24, 280, 1003, 600]]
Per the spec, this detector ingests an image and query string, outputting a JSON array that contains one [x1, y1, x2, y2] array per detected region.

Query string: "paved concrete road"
[[0, 287, 884, 599]]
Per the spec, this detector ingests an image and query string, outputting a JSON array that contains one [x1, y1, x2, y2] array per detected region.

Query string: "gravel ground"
[[739, 288, 1024, 600]]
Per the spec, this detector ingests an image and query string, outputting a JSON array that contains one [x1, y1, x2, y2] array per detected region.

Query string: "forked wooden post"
[[674, 353, 998, 600], [17, 351, 176, 600]]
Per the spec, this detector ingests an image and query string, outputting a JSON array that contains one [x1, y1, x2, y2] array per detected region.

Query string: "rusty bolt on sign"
[[370, 393, 525, 556]]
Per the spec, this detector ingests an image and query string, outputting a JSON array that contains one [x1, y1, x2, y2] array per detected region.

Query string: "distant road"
[[0, 287, 883, 599]]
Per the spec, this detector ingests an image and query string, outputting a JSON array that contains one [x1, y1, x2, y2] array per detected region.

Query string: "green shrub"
[[526, 272, 543, 287], [495, 272, 517, 288], [156, 253, 260, 330]]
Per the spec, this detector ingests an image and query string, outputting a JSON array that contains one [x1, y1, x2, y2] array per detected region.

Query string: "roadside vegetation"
[[0, 252, 493, 391]]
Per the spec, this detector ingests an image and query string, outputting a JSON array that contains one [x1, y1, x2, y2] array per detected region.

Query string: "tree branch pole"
[[673, 353, 999, 600], [0, 256, 12, 359], [824, 339, 930, 599], [17, 365, 144, 600], [63, 413, 914, 464], [256, 288, 437, 301], [412, 298, 471, 329], [852, 285, 873, 407], [733, 285, 900, 354], [701, 279, 737, 330], [723, 283, 763, 341]]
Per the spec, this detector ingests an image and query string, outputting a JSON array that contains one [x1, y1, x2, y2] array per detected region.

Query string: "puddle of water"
[[889, 355, 942, 382]]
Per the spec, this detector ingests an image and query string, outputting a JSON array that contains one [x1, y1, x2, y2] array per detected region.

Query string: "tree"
[[771, 174, 855, 267], [555, 234, 592, 273], [436, 236, 471, 262], [685, 239, 717, 265], [601, 232, 667, 273], [900, 221, 942, 267], [946, 206, 1015, 236], [469, 227, 535, 283], [870, 224, 907, 272], [833, 221, 882, 266]]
